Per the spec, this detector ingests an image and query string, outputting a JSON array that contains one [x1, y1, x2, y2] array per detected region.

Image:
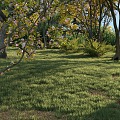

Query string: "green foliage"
[[83, 39, 114, 57], [48, 33, 87, 52], [103, 29, 116, 45], [48, 40, 60, 49], [59, 37, 79, 52], [92, 27, 116, 45]]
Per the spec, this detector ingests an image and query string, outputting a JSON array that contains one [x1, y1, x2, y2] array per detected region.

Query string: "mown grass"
[[0, 48, 120, 120]]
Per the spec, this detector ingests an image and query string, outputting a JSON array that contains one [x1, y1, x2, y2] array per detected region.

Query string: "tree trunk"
[[98, 2, 103, 42], [113, 31, 120, 60], [43, 22, 47, 48], [89, 0, 93, 39], [107, 0, 120, 60], [112, 2, 120, 60], [0, 23, 7, 58]]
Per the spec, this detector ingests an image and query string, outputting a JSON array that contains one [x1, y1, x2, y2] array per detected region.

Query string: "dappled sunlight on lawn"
[[0, 49, 120, 119]]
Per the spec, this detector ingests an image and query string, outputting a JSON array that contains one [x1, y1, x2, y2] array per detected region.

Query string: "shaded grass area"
[[0, 49, 120, 120]]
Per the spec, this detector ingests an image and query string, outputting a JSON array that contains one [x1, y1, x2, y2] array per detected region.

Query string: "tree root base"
[[0, 51, 7, 58], [112, 54, 120, 61]]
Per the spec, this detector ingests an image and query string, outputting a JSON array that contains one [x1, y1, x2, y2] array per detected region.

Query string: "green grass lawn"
[[0, 48, 120, 120]]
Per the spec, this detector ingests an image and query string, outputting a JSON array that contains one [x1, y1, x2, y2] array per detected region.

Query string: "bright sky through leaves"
[[109, 12, 119, 29]]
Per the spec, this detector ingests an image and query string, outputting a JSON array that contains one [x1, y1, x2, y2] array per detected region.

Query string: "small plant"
[[103, 29, 115, 45], [48, 40, 60, 49], [83, 39, 114, 57], [59, 37, 79, 52]]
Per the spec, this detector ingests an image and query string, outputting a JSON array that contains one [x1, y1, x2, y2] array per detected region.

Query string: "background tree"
[[0, 0, 55, 74]]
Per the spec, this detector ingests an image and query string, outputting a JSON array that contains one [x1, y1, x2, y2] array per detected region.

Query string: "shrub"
[[59, 38, 79, 52], [103, 29, 115, 45], [83, 39, 114, 57], [58, 34, 87, 52], [48, 40, 60, 49], [92, 26, 116, 45]]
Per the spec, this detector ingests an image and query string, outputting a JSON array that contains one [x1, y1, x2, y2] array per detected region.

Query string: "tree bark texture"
[[0, 23, 7, 58], [107, 0, 120, 60]]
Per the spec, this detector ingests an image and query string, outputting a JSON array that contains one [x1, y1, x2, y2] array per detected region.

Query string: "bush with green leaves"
[[58, 34, 87, 52], [83, 39, 114, 57], [59, 38, 79, 52], [92, 27, 116, 45], [48, 40, 60, 49], [103, 29, 115, 45]]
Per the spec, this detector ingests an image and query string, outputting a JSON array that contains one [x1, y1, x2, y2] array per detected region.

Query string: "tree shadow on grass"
[[82, 102, 120, 120], [60, 54, 90, 59], [0, 59, 78, 103], [37, 49, 62, 55], [0, 50, 120, 119], [1, 52, 120, 84], [37, 49, 92, 59], [1, 54, 120, 85]]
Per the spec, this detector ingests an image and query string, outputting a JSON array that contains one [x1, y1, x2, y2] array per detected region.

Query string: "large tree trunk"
[[0, 23, 7, 58], [113, 32, 120, 60], [107, 0, 120, 60], [112, 2, 120, 60]]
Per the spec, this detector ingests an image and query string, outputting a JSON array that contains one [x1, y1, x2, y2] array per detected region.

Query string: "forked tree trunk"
[[0, 23, 7, 58]]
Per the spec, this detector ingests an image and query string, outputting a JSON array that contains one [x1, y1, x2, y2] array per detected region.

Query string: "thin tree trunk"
[[43, 22, 47, 48], [0, 23, 7, 58], [89, 0, 93, 39], [98, 1, 103, 42]]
